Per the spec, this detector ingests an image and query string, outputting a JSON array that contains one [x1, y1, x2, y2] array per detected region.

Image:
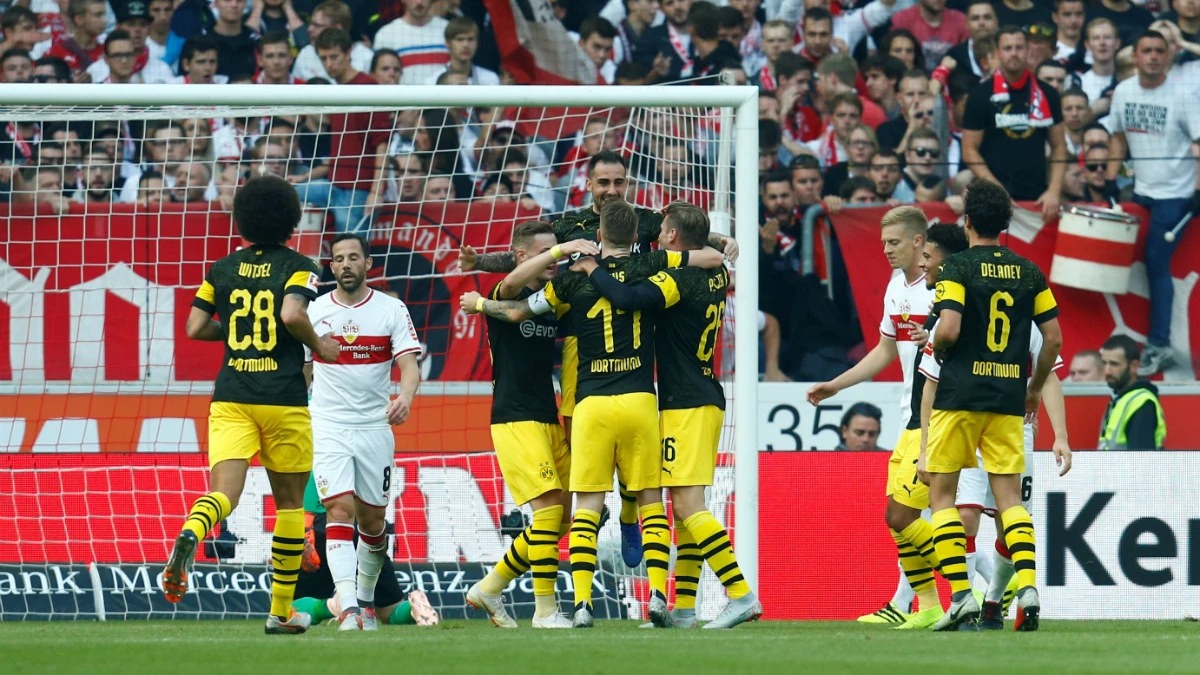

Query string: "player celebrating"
[[459, 150, 738, 568], [917, 180, 1063, 632], [165, 175, 340, 635], [306, 233, 423, 631], [459, 223, 599, 629], [806, 205, 932, 626], [576, 201, 762, 629]]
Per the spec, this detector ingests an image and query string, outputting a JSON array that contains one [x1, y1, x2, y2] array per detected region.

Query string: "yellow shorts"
[[887, 428, 928, 510], [207, 401, 312, 473], [491, 421, 570, 505], [659, 405, 724, 487], [559, 336, 578, 418], [925, 409, 1025, 475], [570, 392, 659, 493]]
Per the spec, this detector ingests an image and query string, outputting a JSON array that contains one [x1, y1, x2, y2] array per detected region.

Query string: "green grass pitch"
[[2, 620, 1199, 674]]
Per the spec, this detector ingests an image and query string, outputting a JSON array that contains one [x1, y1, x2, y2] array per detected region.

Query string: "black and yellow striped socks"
[[618, 483, 639, 525], [892, 519, 940, 610], [683, 511, 750, 600], [481, 526, 534, 595], [181, 491, 231, 541], [570, 508, 602, 609], [1001, 506, 1037, 590], [931, 509, 971, 595], [673, 525, 702, 610], [269, 508, 305, 618], [529, 505, 564, 617], [639, 503, 671, 600]]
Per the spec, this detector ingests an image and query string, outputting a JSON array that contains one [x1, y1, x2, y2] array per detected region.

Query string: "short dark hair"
[[1083, 121, 1110, 136], [688, 5, 720, 40], [762, 168, 791, 188], [579, 15, 617, 41], [662, 201, 710, 248], [1036, 58, 1066, 74], [34, 56, 71, 82], [370, 48, 400, 72], [588, 149, 627, 176], [615, 61, 650, 83], [315, 27, 352, 53], [759, 118, 782, 148], [870, 148, 900, 165], [1, 48, 32, 68], [233, 175, 301, 245], [1053, 0, 1084, 9], [839, 175, 877, 200], [511, 220, 554, 251], [1101, 335, 1141, 363], [1, 6, 37, 31], [331, 232, 370, 257], [104, 29, 132, 52], [926, 222, 969, 256], [256, 30, 291, 52], [789, 154, 821, 173], [804, 7, 832, 26], [716, 6, 743, 30], [138, 169, 164, 184], [180, 35, 218, 65], [775, 52, 812, 80], [997, 24, 1026, 42], [861, 54, 905, 83], [1134, 29, 1168, 51], [841, 402, 882, 429], [599, 199, 638, 248], [1061, 86, 1089, 103], [964, 179, 1013, 238]]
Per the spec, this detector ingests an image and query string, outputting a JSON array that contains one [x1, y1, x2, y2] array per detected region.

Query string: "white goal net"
[[0, 84, 759, 623]]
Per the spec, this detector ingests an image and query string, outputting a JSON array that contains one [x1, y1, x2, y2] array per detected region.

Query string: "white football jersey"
[[308, 289, 424, 427], [879, 270, 934, 429]]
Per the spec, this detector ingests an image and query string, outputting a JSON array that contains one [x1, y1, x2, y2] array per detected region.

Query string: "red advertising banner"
[[830, 203, 1200, 382]]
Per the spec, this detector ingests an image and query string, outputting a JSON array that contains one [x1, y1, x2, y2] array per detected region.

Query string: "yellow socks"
[[892, 519, 940, 611], [529, 505, 563, 617], [181, 491, 231, 540], [683, 510, 749, 600], [931, 509, 971, 595], [673, 524, 702, 610], [481, 526, 533, 596], [269, 508, 305, 618], [639, 503, 671, 601], [618, 483, 639, 525], [570, 508, 602, 609], [1001, 506, 1037, 590]]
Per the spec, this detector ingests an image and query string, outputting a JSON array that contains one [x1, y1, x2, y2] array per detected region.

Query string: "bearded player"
[[305, 233, 423, 631], [164, 175, 340, 634], [806, 206, 932, 625], [459, 150, 738, 568]]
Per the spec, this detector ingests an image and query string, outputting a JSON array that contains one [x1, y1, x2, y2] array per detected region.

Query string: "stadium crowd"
[[0, 0, 1197, 380]]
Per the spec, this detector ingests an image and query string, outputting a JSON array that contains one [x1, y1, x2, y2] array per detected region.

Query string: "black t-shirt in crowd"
[[875, 116, 908, 153], [1086, 3, 1154, 51], [991, 1, 1053, 30], [206, 26, 259, 81], [962, 74, 1063, 201]]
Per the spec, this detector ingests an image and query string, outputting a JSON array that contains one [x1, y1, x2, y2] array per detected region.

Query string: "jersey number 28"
[[228, 289, 278, 351]]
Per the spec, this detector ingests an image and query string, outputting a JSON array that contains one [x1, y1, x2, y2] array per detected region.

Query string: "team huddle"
[[160, 150, 759, 633]]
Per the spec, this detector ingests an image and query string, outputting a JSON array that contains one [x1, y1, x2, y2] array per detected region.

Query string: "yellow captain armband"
[[477, 297, 486, 313], [550, 245, 564, 260]]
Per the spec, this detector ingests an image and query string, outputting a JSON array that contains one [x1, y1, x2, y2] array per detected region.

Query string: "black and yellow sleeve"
[[933, 256, 966, 315], [1031, 267, 1059, 324], [489, 280, 505, 301], [647, 270, 682, 309], [192, 272, 217, 314], [284, 257, 321, 302]]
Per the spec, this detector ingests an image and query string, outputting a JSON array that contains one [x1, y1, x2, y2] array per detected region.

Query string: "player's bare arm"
[[459, 292, 540, 323], [1041, 374, 1072, 476], [960, 128, 1000, 185], [185, 306, 223, 341], [1028, 316, 1064, 412], [496, 239, 599, 299], [458, 245, 518, 273], [706, 233, 739, 261], [1037, 123, 1067, 221], [805, 337, 899, 405], [387, 352, 421, 426], [282, 292, 340, 363]]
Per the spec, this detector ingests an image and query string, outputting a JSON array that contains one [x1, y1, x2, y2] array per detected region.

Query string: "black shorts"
[[295, 512, 404, 609]]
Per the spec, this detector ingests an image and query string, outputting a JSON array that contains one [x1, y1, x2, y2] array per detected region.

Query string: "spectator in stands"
[[1082, 122, 1110, 151], [1106, 30, 1200, 376], [879, 28, 924, 72], [293, 29, 393, 233], [1087, 0, 1152, 49], [638, 139, 710, 209], [477, 173, 513, 203], [1078, 143, 1122, 202], [1098, 335, 1166, 450], [294, 1, 374, 81], [428, 16, 499, 85], [829, 175, 881, 210], [36, 142, 73, 190], [636, 0, 692, 83], [245, 0, 305, 37], [0, 6, 45, 55], [713, 6, 750, 74], [890, 0, 969, 69], [728, 0, 761, 69], [869, 149, 912, 201], [914, 175, 950, 203], [46, 123, 84, 167], [611, 0, 658, 66], [392, 153, 426, 203], [204, 0, 259, 81], [136, 168, 165, 205], [88, 1, 173, 84], [822, 124, 876, 198], [1025, 23, 1057, 71], [875, 69, 929, 152], [750, 19, 790, 88], [1068, 349, 1104, 381], [789, 154, 824, 211], [816, 53, 887, 130], [899, 126, 941, 193], [370, 49, 401, 84], [1052, 0, 1085, 62], [993, 0, 1052, 30], [946, 0, 998, 77], [1035, 58, 1069, 92], [33, 167, 69, 212], [0, 48, 33, 82], [1079, 19, 1119, 120], [45, 0, 107, 75], [76, 148, 116, 203], [686, 4, 739, 81], [578, 16, 618, 83], [119, 122, 187, 201], [34, 56, 71, 83], [251, 140, 291, 179], [806, 91, 861, 170], [862, 54, 905, 120], [254, 31, 301, 84], [797, 8, 835, 66], [172, 160, 211, 203], [896, 93, 942, 158], [1060, 87, 1089, 155], [172, 36, 227, 84], [147, 0, 172, 61], [776, 54, 821, 152], [759, 169, 802, 287], [835, 402, 883, 451], [422, 172, 455, 205], [1165, 0, 1200, 62], [94, 29, 142, 83], [181, 117, 213, 161], [962, 25, 1066, 218], [374, 0, 451, 85]]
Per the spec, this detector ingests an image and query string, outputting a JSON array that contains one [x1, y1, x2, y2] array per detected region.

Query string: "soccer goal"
[[0, 83, 759, 623]]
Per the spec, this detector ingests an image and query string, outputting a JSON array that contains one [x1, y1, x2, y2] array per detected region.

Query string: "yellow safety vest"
[[1098, 388, 1166, 450]]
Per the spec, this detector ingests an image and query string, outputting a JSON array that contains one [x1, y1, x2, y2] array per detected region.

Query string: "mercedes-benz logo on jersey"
[[341, 321, 359, 344], [520, 320, 557, 339]]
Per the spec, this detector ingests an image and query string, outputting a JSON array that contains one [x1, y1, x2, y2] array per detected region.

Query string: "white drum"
[[1050, 204, 1141, 294]]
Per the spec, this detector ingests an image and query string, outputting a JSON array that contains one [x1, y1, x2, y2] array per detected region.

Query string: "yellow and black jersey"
[[645, 265, 729, 411], [932, 245, 1058, 417], [486, 281, 560, 426], [542, 256, 661, 401], [553, 205, 663, 255], [193, 245, 321, 407]]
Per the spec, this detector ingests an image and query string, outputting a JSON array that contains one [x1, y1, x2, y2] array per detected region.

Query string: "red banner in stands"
[[830, 202, 1200, 382], [0, 202, 543, 383]]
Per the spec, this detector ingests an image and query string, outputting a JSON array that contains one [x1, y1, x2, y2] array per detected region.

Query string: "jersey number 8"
[[228, 289, 278, 352], [987, 291, 1013, 353]]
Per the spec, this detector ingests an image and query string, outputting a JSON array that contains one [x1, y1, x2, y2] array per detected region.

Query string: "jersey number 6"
[[228, 289, 278, 351], [987, 291, 1013, 353]]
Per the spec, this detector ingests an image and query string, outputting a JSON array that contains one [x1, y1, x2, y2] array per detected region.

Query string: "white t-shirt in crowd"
[[292, 42, 375, 82], [372, 16, 450, 85], [423, 63, 501, 85], [87, 56, 174, 84], [879, 269, 934, 429], [308, 289, 424, 427], [1077, 68, 1114, 104], [1106, 75, 1200, 200]]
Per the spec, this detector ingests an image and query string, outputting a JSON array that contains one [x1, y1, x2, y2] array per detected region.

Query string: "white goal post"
[[0, 83, 759, 620]]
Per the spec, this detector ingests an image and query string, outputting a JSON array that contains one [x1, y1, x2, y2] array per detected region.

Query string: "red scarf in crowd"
[[817, 128, 842, 167], [991, 70, 1053, 127], [668, 23, 694, 78], [758, 65, 776, 90]]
